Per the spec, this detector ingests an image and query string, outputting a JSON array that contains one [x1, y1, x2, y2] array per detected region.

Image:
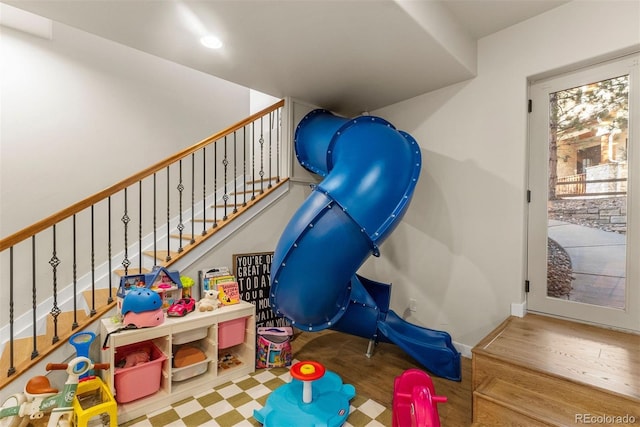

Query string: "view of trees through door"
[[528, 53, 639, 331], [547, 75, 628, 309]]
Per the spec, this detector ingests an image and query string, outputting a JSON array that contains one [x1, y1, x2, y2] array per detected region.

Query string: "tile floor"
[[119, 362, 391, 427]]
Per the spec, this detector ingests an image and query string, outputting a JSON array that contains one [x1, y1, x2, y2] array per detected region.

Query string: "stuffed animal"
[[198, 289, 220, 311], [121, 349, 150, 368]]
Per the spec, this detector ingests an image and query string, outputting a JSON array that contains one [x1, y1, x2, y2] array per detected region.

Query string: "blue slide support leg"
[[270, 109, 461, 381]]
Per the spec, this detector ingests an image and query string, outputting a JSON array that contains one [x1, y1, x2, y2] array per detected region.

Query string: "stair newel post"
[[49, 224, 61, 344], [177, 159, 184, 253]]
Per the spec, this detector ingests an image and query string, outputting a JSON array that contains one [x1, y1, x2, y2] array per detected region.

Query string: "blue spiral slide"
[[270, 109, 461, 381]]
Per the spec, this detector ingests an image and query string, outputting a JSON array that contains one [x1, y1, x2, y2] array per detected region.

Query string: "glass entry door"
[[527, 54, 639, 331]]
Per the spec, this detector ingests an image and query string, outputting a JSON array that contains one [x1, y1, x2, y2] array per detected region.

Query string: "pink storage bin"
[[218, 317, 246, 349], [114, 341, 167, 403]]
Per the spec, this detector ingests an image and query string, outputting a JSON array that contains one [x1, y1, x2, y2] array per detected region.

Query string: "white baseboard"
[[511, 300, 527, 317], [453, 340, 473, 358]]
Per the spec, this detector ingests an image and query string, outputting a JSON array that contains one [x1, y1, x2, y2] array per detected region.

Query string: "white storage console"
[[100, 301, 255, 423]]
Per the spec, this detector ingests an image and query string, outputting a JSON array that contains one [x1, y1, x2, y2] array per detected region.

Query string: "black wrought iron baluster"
[[276, 107, 281, 183], [233, 131, 238, 213], [31, 236, 38, 359], [153, 174, 158, 262], [165, 166, 171, 262], [7, 247, 15, 376], [268, 111, 273, 189], [201, 148, 207, 236], [139, 181, 143, 272], [177, 160, 184, 253], [213, 141, 218, 228], [243, 126, 248, 206], [122, 188, 131, 276], [223, 135, 229, 221], [251, 122, 256, 200], [90, 205, 96, 316], [259, 116, 265, 194], [108, 197, 113, 303], [49, 224, 61, 344], [190, 153, 195, 244], [72, 215, 78, 328]]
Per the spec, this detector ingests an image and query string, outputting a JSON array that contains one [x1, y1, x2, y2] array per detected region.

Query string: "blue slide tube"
[[270, 109, 461, 381]]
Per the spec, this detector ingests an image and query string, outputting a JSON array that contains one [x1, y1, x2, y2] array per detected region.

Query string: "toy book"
[[217, 281, 240, 305]]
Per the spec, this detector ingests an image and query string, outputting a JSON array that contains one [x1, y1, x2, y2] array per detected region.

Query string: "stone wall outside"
[[548, 196, 626, 234]]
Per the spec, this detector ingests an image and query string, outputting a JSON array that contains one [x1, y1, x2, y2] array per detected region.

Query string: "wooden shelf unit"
[[100, 301, 256, 423]]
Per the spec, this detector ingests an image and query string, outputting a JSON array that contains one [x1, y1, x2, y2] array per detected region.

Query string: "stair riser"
[[473, 394, 552, 426], [473, 353, 640, 418]]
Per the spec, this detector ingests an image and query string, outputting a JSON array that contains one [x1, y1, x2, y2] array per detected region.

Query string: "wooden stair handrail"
[[0, 99, 285, 251]]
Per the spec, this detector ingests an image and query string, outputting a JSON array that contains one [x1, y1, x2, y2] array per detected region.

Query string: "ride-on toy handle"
[[46, 363, 110, 371]]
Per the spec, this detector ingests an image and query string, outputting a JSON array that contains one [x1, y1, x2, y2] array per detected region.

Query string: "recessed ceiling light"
[[200, 35, 223, 49]]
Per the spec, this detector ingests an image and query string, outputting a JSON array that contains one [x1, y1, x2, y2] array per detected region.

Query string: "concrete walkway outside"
[[548, 220, 626, 309]]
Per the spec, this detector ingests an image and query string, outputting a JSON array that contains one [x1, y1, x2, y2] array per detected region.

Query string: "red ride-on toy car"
[[167, 298, 196, 317]]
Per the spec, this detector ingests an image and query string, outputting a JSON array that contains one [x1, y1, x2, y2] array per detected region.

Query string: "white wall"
[[365, 0, 640, 349], [0, 18, 250, 237]]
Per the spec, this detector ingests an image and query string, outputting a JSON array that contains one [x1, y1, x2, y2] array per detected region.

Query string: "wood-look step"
[[0, 288, 117, 390], [472, 314, 640, 425], [113, 267, 150, 277], [474, 376, 639, 426]]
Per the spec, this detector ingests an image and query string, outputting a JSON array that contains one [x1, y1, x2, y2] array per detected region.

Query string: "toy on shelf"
[[180, 276, 195, 298], [121, 288, 164, 328], [198, 289, 220, 312], [117, 266, 182, 314], [253, 360, 355, 427], [167, 297, 196, 317], [0, 357, 110, 427], [392, 368, 447, 427]]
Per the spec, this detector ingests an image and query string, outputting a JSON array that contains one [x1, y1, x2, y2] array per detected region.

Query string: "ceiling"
[[4, 0, 569, 116]]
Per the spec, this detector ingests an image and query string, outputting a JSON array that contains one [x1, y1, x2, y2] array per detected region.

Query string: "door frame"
[[526, 53, 640, 332]]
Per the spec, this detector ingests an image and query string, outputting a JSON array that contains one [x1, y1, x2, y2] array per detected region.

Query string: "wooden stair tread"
[[472, 314, 640, 401], [114, 267, 150, 277], [0, 290, 117, 389], [475, 377, 637, 425]]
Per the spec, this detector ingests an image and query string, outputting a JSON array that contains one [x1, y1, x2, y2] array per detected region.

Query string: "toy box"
[[256, 326, 293, 368], [114, 341, 167, 403], [218, 317, 246, 349]]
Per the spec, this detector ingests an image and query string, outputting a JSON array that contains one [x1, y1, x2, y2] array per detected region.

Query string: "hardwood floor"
[[291, 329, 473, 426]]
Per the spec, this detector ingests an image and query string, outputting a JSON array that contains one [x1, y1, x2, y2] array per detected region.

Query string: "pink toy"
[[122, 349, 150, 368], [392, 368, 447, 427]]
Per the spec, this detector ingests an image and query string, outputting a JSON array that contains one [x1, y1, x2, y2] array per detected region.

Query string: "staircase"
[[471, 314, 640, 426], [0, 100, 289, 392]]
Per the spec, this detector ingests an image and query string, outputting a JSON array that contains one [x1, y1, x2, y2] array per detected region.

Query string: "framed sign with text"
[[233, 251, 289, 327]]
